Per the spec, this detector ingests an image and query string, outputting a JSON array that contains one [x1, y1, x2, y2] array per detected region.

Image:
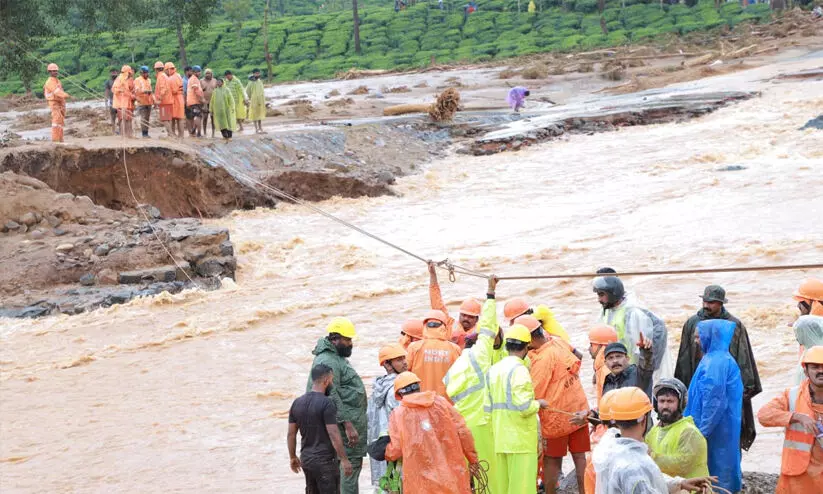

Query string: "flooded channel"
[[1, 53, 823, 492]]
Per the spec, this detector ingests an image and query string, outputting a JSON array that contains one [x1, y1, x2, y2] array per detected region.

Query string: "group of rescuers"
[[42, 62, 267, 143], [287, 269, 823, 494]]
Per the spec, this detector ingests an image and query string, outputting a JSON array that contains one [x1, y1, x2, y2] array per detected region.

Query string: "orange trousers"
[[50, 102, 65, 142]]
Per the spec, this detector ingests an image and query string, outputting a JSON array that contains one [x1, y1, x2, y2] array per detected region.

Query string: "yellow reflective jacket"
[[645, 415, 710, 479], [485, 355, 540, 454], [444, 297, 499, 428]]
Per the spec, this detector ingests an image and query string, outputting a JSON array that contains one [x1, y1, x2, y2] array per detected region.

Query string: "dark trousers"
[[220, 129, 233, 138], [137, 106, 151, 136], [303, 458, 340, 494]]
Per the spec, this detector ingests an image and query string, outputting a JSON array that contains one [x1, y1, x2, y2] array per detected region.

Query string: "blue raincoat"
[[684, 320, 743, 493]]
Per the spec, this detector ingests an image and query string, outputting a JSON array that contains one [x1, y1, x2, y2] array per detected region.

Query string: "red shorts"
[[543, 425, 591, 457], [159, 104, 173, 121]]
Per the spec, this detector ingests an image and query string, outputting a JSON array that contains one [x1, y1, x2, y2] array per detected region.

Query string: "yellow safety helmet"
[[505, 324, 531, 343], [608, 387, 653, 421], [801, 345, 823, 365], [327, 317, 356, 339]]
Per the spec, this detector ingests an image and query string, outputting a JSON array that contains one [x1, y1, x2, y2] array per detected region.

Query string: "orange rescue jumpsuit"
[[43, 77, 68, 142], [186, 74, 203, 106], [112, 74, 135, 120], [168, 71, 184, 120], [407, 325, 461, 399], [154, 72, 173, 121], [429, 281, 477, 350], [385, 391, 478, 494], [758, 381, 823, 493]]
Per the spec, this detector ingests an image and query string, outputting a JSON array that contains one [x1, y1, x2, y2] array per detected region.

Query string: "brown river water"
[[2, 53, 823, 492]]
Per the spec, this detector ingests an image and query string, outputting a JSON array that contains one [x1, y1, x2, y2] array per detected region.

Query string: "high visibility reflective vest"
[[444, 298, 500, 427], [783, 383, 815, 476], [645, 415, 710, 479], [485, 355, 539, 454]]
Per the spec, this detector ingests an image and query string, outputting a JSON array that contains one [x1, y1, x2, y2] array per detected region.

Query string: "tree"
[[352, 0, 361, 55], [224, 0, 252, 39], [1, 0, 149, 95], [264, 0, 273, 83], [148, 0, 218, 68]]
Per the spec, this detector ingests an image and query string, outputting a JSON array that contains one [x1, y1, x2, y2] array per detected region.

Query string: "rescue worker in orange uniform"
[[522, 315, 590, 494], [186, 66, 204, 137], [398, 319, 424, 350], [584, 389, 618, 494], [406, 309, 461, 399], [758, 345, 823, 493], [795, 278, 823, 317], [153, 61, 173, 137], [112, 65, 135, 138], [505, 297, 580, 358], [427, 262, 482, 350], [165, 62, 185, 139], [133, 66, 153, 138], [43, 63, 70, 142], [589, 324, 619, 403], [384, 371, 481, 494]]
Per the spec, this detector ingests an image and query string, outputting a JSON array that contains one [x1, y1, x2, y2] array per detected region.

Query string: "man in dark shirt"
[[288, 364, 352, 494]]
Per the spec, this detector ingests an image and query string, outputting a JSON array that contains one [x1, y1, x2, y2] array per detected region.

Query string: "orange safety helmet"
[[459, 298, 482, 317], [504, 298, 530, 321], [598, 389, 619, 421], [121, 64, 133, 73], [164, 62, 176, 70], [401, 319, 425, 340], [154, 61, 165, 70], [801, 345, 823, 365], [513, 315, 541, 332], [47, 63, 59, 71], [608, 387, 653, 421], [393, 371, 422, 399], [794, 278, 823, 303], [423, 309, 448, 326], [378, 345, 407, 366], [589, 324, 618, 346]]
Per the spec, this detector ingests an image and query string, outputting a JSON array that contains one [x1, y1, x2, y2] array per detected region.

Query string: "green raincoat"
[[246, 78, 266, 121], [307, 337, 368, 459], [209, 85, 236, 132], [224, 77, 247, 120]]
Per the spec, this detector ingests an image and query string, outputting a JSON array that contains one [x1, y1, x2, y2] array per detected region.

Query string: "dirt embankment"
[[0, 144, 274, 218], [0, 171, 236, 317]]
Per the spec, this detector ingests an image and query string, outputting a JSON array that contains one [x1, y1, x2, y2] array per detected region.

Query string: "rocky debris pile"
[[0, 171, 236, 318]]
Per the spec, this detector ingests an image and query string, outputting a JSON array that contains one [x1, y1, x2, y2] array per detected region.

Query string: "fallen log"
[[383, 103, 431, 116]]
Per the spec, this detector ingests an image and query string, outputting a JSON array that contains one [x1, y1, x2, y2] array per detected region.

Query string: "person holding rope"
[[522, 314, 589, 494], [407, 309, 461, 399], [486, 324, 549, 494], [384, 371, 482, 494], [675, 284, 761, 451], [428, 261, 482, 350], [757, 345, 823, 493], [43, 63, 70, 142], [591, 387, 717, 494], [444, 275, 504, 492]]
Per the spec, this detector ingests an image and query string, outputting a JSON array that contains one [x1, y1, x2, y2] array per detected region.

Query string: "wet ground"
[[1, 47, 823, 492]]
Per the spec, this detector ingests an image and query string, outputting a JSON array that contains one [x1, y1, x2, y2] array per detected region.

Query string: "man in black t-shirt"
[[288, 364, 353, 494]]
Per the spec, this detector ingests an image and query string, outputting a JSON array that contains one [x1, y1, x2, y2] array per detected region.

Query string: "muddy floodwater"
[[2, 52, 823, 492]]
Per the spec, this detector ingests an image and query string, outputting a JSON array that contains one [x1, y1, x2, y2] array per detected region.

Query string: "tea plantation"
[[0, 0, 773, 96]]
